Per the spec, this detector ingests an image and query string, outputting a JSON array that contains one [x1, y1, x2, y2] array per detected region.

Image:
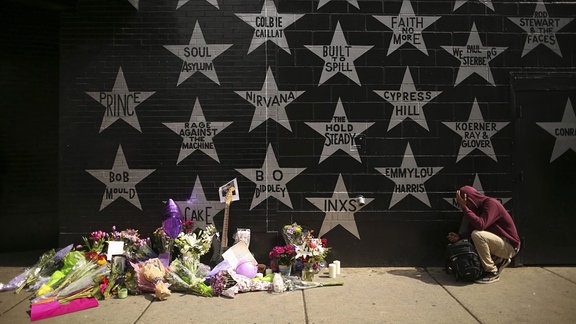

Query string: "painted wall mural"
[[59, 0, 576, 266]]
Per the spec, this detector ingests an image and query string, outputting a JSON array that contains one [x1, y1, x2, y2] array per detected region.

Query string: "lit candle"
[[333, 260, 341, 275], [329, 263, 336, 278]]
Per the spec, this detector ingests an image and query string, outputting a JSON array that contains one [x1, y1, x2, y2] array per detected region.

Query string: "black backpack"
[[445, 239, 483, 282]]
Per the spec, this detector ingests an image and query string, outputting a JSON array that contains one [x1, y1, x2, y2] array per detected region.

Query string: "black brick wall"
[[6, 0, 576, 265]]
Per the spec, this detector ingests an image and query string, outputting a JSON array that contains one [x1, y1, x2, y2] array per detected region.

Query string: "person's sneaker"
[[475, 272, 500, 284], [498, 258, 511, 274]]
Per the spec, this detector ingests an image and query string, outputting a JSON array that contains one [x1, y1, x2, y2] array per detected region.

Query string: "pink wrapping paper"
[[30, 298, 99, 321]]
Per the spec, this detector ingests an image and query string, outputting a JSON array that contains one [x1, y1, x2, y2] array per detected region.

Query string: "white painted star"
[[441, 23, 507, 86], [374, 67, 442, 131], [306, 174, 373, 239], [164, 21, 232, 86], [443, 174, 511, 208], [127, 0, 139, 10], [508, 0, 573, 58], [442, 98, 509, 162], [317, 0, 359, 10], [235, 67, 304, 132], [174, 176, 226, 232], [236, 144, 305, 210], [163, 98, 232, 164], [376, 143, 443, 208], [305, 21, 373, 86], [86, 67, 155, 133], [86, 145, 155, 211], [176, 0, 218, 10], [305, 98, 374, 163], [453, 0, 494, 12], [537, 98, 576, 162], [374, 0, 440, 56], [236, 0, 304, 54]]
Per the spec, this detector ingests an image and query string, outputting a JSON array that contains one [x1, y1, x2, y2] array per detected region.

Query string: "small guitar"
[[210, 185, 235, 265]]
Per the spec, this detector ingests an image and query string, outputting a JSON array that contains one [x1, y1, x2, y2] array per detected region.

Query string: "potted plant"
[[268, 244, 296, 276]]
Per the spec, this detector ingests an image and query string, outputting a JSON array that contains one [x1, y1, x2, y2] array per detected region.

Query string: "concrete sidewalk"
[[1, 252, 575, 323]]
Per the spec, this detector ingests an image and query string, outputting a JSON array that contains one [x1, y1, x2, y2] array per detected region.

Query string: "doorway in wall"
[[511, 72, 576, 265]]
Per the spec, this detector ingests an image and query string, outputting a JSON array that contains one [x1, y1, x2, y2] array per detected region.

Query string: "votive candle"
[[333, 260, 341, 275], [329, 263, 337, 278]]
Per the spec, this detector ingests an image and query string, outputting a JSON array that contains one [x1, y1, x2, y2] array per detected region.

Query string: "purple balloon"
[[236, 260, 258, 278], [162, 199, 183, 239]]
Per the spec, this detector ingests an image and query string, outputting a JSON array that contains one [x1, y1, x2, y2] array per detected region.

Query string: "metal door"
[[511, 72, 576, 265]]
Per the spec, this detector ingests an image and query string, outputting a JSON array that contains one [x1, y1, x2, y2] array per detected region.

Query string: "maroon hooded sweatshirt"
[[459, 186, 521, 250]]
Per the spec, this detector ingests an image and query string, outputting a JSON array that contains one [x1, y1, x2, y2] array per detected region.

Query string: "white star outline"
[[235, 144, 305, 210], [85, 67, 155, 133], [163, 98, 232, 164], [235, 0, 304, 54], [235, 67, 304, 132], [442, 99, 509, 162], [305, 98, 374, 164], [86, 145, 155, 211], [374, 0, 440, 56], [376, 143, 443, 208], [305, 21, 373, 86], [306, 174, 373, 239], [508, 0, 574, 58], [174, 176, 226, 232], [163, 21, 232, 86], [537, 98, 576, 162], [441, 23, 507, 86], [374, 66, 442, 131]]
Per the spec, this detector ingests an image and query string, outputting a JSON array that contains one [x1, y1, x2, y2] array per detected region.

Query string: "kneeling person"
[[447, 186, 520, 284]]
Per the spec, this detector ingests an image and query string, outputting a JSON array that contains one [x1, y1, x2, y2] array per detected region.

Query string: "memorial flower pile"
[[0, 212, 340, 320]]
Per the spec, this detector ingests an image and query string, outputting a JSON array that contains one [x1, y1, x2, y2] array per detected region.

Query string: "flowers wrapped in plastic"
[[173, 225, 217, 259], [131, 258, 171, 300], [282, 223, 308, 246], [0, 244, 73, 293], [31, 256, 109, 304], [209, 269, 272, 298], [167, 257, 212, 297]]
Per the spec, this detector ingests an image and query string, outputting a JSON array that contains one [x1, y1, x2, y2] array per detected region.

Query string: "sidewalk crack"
[[425, 267, 483, 324]]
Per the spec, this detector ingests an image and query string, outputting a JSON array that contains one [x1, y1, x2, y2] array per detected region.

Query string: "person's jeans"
[[471, 230, 517, 273]]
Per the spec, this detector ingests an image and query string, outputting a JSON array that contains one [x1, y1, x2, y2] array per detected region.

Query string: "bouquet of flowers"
[[209, 270, 237, 297], [167, 257, 212, 297], [173, 225, 217, 259], [268, 244, 296, 271], [182, 219, 194, 234], [80, 226, 156, 262], [110, 227, 156, 261], [294, 233, 330, 275], [151, 227, 172, 255], [131, 258, 171, 300], [0, 245, 73, 293], [82, 230, 109, 253], [31, 255, 109, 304], [209, 269, 272, 298], [282, 223, 307, 245]]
